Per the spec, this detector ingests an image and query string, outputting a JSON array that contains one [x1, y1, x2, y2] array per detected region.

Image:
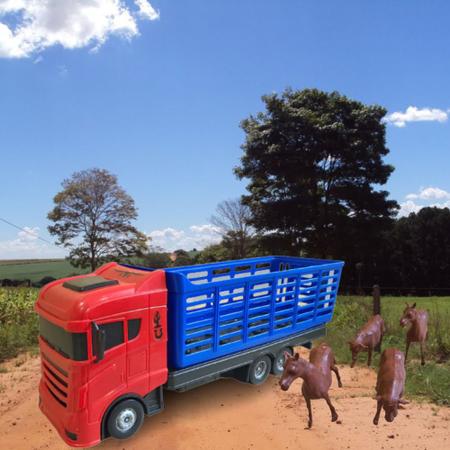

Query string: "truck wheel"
[[249, 355, 271, 384], [106, 399, 144, 440], [272, 347, 293, 376]]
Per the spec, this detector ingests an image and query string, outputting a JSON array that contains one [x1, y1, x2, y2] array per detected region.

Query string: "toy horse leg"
[[404, 340, 410, 365], [420, 341, 425, 366], [367, 347, 373, 366], [323, 393, 338, 422], [304, 395, 313, 429], [331, 360, 343, 388], [373, 399, 382, 425]]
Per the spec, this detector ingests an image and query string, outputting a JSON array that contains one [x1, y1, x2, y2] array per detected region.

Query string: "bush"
[[38, 276, 56, 287], [0, 288, 39, 361]]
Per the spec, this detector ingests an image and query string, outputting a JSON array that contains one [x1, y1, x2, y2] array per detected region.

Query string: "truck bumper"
[[39, 380, 101, 448]]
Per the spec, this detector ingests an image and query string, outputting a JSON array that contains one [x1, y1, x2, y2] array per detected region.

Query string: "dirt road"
[[0, 351, 448, 450]]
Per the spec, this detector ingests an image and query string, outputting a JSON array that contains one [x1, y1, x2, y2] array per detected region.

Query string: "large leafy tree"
[[48, 168, 147, 271], [235, 88, 398, 271]]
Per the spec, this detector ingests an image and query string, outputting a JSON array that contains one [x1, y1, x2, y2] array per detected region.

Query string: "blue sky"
[[1, 0, 449, 258]]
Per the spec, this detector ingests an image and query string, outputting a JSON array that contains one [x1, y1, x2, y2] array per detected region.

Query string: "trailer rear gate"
[[165, 256, 344, 370]]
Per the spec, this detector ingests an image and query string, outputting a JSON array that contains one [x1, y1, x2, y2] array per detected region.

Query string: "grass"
[[405, 362, 450, 406], [0, 259, 86, 283], [324, 296, 450, 406]]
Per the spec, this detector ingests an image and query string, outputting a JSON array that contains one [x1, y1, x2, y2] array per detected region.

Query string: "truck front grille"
[[41, 353, 68, 408]]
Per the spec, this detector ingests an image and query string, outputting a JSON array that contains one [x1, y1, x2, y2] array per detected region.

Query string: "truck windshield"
[[39, 317, 88, 361]]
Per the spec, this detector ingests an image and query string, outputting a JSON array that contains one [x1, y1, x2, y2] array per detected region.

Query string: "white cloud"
[[17, 226, 39, 242], [384, 106, 448, 128], [398, 200, 422, 217], [147, 224, 221, 252], [0, 223, 222, 258], [135, 0, 159, 20], [405, 187, 450, 201], [0, 227, 66, 259], [399, 187, 450, 217], [189, 224, 220, 234], [0, 0, 159, 58]]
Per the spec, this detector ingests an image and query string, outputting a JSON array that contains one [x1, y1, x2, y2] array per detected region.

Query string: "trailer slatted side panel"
[[165, 256, 344, 369]]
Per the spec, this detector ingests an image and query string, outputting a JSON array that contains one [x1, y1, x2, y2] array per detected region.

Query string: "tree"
[[170, 249, 195, 267], [235, 88, 398, 267], [142, 251, 171, 269], [140, 245, 171, 269], [387, 207, 450, 290], [211, 199, 255, 258], [195, 243, 230, 263], [48, 168, 147, 271]]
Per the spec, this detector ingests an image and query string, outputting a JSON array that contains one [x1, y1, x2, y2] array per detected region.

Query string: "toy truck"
[[35, 256, 344, 447]]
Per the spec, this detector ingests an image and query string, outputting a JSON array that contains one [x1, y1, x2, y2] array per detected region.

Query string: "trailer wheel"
[[106, 399, 144, 440], [248, 355, 271, 384], [272, 347, 293, 376]]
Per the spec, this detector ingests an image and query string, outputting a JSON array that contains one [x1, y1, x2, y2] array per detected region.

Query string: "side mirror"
[[92, 322, 105, 363]]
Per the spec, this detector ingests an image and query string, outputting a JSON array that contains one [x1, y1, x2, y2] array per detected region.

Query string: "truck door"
[[126, 317, 150, 392], [88, 319, 126, 422]]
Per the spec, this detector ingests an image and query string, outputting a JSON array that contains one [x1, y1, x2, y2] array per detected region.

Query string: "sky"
[[0, 0, 449, 258]]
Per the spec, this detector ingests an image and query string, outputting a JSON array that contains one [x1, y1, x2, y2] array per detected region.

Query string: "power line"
[[0, 217, 55, 245]]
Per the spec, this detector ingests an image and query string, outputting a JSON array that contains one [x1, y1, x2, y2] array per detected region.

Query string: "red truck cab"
[[35, 263, 167, 447]]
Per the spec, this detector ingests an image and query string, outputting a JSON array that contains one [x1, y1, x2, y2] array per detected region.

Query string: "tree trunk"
[[90, 241, 96, 272]]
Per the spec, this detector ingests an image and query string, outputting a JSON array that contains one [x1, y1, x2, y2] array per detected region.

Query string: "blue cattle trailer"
[[165, 256, 344, 391]]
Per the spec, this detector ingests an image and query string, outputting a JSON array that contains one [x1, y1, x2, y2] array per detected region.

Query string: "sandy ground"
[[0, 351, 449, 450]]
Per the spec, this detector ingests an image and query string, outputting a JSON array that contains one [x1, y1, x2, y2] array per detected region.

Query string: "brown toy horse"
[[400, 302, 428, 365], [348, 314, 385, 368], [373, 348, 408, 425], [279, 343, 342, 429]]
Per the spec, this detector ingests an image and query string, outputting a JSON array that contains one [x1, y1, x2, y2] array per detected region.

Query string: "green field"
[[0, 259, 87, 282], [324, 296, 450, 405]]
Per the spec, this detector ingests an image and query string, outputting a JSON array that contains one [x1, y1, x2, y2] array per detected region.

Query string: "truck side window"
[[98, 321, 124, 351], [128, 319, 141, 340]]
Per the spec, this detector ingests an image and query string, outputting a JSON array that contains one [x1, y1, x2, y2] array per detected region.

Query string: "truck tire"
[[248, 355, 271, 385], [272, 347, 293, 376], [106, 399, 144, 440]]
